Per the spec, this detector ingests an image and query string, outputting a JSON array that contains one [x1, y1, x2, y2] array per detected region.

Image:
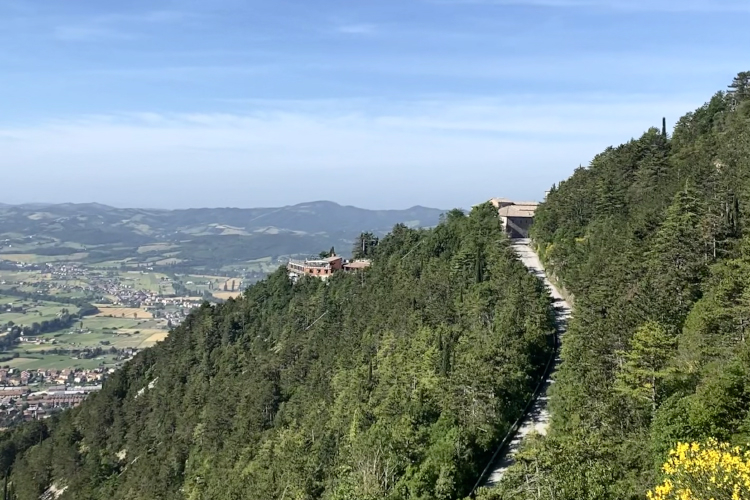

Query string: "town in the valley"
[[0, 257, 252, 427]]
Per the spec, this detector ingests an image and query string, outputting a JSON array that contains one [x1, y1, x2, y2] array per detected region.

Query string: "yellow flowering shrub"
[[648, 439, 750, 500]]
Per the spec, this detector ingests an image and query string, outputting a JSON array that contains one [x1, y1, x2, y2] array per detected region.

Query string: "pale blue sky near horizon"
[[0, 0, 748, 210]]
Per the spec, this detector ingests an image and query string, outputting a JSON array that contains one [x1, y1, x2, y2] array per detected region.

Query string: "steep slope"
[[1, 204, 555, 500], [482, 72, 750, 499]]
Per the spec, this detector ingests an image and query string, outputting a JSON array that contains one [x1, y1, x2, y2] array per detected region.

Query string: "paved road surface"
[[483, 238, 572, 487]]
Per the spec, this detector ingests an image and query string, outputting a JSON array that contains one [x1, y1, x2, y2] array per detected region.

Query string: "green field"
[[0, 270, 44, 285], [13, 326, 166, 349], [88, 260, 129, 268], [220, 257, 279, 274], [137, 243, 179, 254], [81, 316, 142, 330], [2, 307, 171, 369], [117, 271, 175, 294], [0, 299, 80, 327], [0, 252, 89, 264]]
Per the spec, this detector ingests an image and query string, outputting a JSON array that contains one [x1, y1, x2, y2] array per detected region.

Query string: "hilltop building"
[[287, 254, 371, 280], [489, 198, 540, 238]]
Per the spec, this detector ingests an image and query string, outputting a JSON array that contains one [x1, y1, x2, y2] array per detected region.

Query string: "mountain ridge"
[[0, 200, 447, 269], [2, 200, 444, 213]]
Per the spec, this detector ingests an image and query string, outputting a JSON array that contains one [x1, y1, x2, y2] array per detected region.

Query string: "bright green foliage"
[[474, 432, 618, 500], [493, 71, 750, 499], [0, 203, 555, 500], [615, 321, 676, 411]]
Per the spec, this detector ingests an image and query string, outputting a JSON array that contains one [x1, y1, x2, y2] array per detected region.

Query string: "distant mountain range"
[[0, 201, 446, 271], [0, 200, 443, 240]]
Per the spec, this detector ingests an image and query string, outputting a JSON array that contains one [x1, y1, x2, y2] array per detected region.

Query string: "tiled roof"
[[497, 205, 538, 217]]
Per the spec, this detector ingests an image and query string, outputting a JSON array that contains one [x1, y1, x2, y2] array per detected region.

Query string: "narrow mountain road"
[[482, 238, 572, 487]]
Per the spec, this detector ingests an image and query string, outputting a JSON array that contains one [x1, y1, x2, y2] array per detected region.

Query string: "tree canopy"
[[1, 203, 555, 500]]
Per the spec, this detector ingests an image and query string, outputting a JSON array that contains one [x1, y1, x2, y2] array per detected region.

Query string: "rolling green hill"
[[0, 201, 445, 272]]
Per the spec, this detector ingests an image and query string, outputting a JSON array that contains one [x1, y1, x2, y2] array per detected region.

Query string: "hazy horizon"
[[2, 1, 748, 209], [0, 199, 451, 211]]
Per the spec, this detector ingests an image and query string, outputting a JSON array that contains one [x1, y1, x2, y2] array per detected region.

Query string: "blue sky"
[[0, 0, 748, 209]]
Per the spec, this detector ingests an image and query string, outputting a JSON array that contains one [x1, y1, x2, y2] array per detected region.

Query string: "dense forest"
[[479, 72, 750, 499], [0, 204, 555, 499]]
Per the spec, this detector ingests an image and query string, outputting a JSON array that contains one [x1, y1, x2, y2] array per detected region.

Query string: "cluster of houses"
[[0, 373, 105, 423], [46, 263, 89, 282], [22, 263, 160, 308], [0, 367, 111, 386], [99, 275, 159, 308]]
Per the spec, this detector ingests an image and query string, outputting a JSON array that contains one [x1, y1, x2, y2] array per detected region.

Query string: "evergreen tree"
[[647, 184, 707, 325], [729, 71, 750, 106], [615, 321, 676, 412]]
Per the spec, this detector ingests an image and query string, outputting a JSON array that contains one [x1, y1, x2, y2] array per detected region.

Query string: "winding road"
[[482, 238, 572, 487]]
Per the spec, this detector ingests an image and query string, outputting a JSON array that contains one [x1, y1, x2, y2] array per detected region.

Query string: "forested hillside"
[[484, 72, 750, 499], [1, 204, 555, 499]]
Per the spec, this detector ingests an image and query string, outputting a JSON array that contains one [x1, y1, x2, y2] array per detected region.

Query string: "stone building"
[[489, 198, 540, 238]]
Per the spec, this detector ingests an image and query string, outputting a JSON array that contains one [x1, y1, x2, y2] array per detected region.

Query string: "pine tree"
[[615, 321, 675, 412], [647, 184, 707, 325], [728, 71, 750, 107]]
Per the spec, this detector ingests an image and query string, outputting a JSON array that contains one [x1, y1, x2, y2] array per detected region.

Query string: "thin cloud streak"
[[335, 23, 379, 35], [53, 10, 195, 42], [54, 25, 137, 42], [429, 0, 750, 12], [0, 94, 701, 208], [78, 65, 278, 80]]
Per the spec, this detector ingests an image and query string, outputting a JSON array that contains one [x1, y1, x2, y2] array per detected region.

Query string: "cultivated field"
[[142, 331, 169, 347], [0, 253, 89, 263], [95, 307, 153, 319], [119, 271, 174, 294], [137, 243, 179, 254], [0, 298, 81, 327]]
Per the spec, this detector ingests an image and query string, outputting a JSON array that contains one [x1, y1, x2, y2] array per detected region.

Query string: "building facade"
[[287, 255, 344, 279], [287, 255, 371, 280], [489, 198, 540, 238]]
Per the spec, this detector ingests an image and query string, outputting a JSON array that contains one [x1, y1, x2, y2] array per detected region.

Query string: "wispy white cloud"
[[53, 10, 194, 42], [335, 23, 379, 35], [429, 0, 750, 12], [79, 64, 276, 80], [53, 25, 136, 42]]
